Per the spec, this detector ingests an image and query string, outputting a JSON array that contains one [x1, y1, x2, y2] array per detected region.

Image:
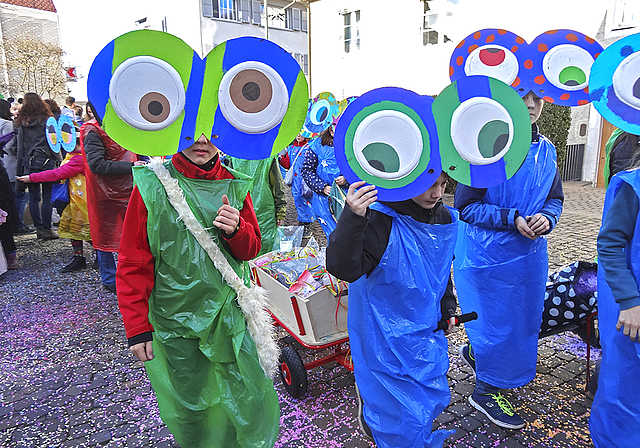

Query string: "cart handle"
[[436, 312, 478, 331]]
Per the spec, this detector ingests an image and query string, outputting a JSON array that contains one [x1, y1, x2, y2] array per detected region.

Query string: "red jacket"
[[116, 153, 262, 341]]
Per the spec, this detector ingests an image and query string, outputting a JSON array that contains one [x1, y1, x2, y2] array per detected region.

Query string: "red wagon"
[[251, 262, 352, 398]]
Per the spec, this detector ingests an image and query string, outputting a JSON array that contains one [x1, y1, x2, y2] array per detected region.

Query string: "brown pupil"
[[242, 82, 261, 101]]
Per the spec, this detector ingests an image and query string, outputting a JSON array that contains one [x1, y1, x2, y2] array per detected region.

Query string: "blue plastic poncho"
[[349, 203, 458, 447], [308, 138, 342, 237], [287, 143, 315, 223], [454, 137, 558, 388], [590, 169, 640, 448]]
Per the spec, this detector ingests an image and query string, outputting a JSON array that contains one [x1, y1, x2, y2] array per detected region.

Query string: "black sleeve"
[[128, 331, 153, 347], [545, 169, 564, 202], [84, 131, 134, 176], [453, 184, 487, 211], [326, 205, 392, 282], [440, 275, 457, 321]]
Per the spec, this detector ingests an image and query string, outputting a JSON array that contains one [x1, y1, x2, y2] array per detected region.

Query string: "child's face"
[[411, 172, 449, 209], [182, 134, 219, 165], [523, 91, 544, 124]]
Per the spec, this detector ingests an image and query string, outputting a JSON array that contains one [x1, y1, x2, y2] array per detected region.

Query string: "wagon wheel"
[[279, 346, 308, 398]]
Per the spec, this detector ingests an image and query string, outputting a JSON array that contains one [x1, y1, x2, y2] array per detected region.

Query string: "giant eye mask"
[[302, 92, 337, 136], [451, 29, 603, 106], [590, 32, 640, 135], [334, 78, 531, 200], [46, 115, 76, 154], [88, 30, 308, 158], [334, 87, 441, 202], [433, 75, 531, 188]]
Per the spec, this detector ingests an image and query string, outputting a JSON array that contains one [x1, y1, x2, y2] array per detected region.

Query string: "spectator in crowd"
[[9, 93, 61, 240], [61, 96, 75, 119], [80, 102, 143, 293]]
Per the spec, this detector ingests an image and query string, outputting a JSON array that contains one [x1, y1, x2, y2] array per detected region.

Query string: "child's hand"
[[335, 175, 346, 186], [214, 195, 241, 236], [16, 175, 31, 183], [346, 181, 377, 217], [526, 213, 550, 235], [515, 215, 536, 240], [617, 305, 640, 342], [130, 341, 154, 362], [323, 185, 331, 196]]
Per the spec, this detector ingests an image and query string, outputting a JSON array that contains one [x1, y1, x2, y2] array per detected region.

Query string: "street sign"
[[65, 67, 77, 82]]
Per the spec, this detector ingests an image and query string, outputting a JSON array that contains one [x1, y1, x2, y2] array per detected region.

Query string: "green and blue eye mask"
[[88, 30, 308, 159]]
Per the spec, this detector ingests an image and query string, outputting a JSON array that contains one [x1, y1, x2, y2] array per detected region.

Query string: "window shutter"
[[202, 0, 213, 17], [252, 0, 261, 24], [241, 0, 250, 22]]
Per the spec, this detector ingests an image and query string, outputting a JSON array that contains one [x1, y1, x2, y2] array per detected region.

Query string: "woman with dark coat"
[[13, 93, 60, 240]]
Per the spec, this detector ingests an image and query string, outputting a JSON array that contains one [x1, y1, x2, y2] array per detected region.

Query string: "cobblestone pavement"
[[0, 181, 605, 447]]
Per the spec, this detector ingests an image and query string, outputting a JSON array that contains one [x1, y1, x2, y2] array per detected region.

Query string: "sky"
[[53, 0, 610, 101]]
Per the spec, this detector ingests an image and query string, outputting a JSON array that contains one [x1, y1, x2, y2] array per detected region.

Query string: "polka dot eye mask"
[[522, 30, 602, 106], [590, 32, 640, 135], [450, 29, 526, 91], [451, 29, 603, 106]]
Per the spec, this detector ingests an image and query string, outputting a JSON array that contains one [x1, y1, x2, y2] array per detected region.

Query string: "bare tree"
[[0, 34, 68, 100]]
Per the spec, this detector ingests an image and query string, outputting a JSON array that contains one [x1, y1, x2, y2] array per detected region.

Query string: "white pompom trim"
[[147, 158, 279, 378]]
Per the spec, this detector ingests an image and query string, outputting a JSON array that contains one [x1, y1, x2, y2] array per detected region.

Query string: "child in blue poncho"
[[453, 91, 564, 429], [327, 173, 458, 447], [589, 154, 640, 448]]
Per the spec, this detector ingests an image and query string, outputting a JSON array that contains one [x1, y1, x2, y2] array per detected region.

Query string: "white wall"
[[309, 0, 608, 100]]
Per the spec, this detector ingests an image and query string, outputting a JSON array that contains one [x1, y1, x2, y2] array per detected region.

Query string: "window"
[[302, 10, 308, 32], [343, 10, 360, 53], [293, 53, 309, 75], [219, 0, 237, 21], [203, 0, 247, 22], [422, 1, 451, 46], [286, 7, 302, 31], [613, 0, 638, 29]]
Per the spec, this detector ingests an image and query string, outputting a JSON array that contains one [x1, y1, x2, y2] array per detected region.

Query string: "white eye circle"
[[465, 45, 519, 85], [109, 56, 186, 131], [353, 110, 422, 180], [450, 97, 514, 165], [218, 61, 289, 134], [613, 50, 640, 109], [542, 44, 594, 91]]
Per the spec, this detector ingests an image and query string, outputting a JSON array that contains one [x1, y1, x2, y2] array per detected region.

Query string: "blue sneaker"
[[458, 343, 476, 376], [469, 390, 525, 429]]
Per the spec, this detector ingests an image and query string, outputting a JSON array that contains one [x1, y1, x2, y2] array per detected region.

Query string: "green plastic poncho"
[[227, 156, 278, 256], [133, 162, 280, 448]]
